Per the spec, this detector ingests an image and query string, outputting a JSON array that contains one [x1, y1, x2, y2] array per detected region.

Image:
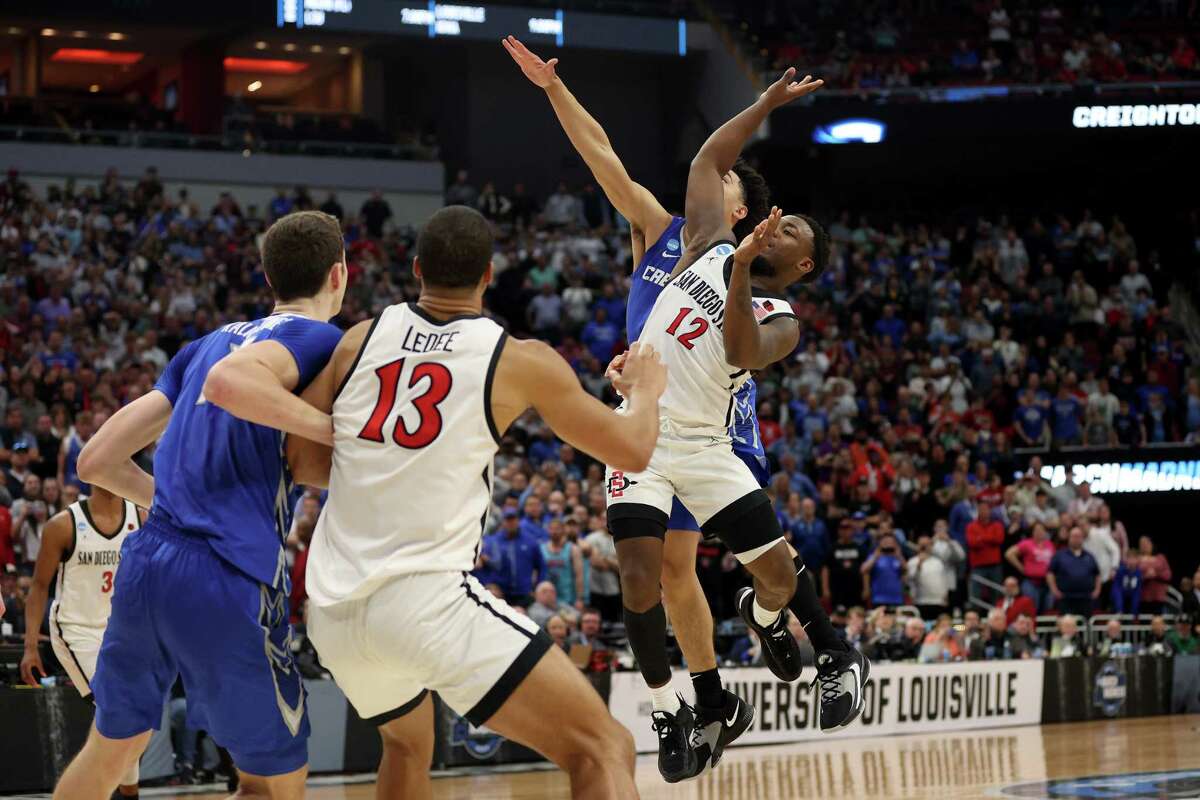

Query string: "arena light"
[[41, 28, 58, 36], [106, 32, 127, 41], [50, 48, 144, 66], [223, 56, 308, 74], [71, 30, 88, 38], [812, 118, 887, 144], [247, 80, 263, 92], [89, 84, 100, 93], [337, 45, 351, 54], [1040, 460, 1200, 494], [255, 40, 269, 49]]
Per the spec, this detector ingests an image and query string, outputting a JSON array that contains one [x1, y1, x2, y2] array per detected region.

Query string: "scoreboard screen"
[[276, 1, 687, 55]]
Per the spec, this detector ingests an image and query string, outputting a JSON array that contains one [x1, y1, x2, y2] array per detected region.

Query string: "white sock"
[[649, 683, 681, 714], [753, 597, 781, 629]]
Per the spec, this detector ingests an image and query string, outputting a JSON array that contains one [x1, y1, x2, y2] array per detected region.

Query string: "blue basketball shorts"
[[92, 517, 309, 776]]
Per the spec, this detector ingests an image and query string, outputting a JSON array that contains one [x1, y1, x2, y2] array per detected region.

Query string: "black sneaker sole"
[[736, 587, 803, 683], [661, 748, 699, 784], [821, 651, 872, 733]]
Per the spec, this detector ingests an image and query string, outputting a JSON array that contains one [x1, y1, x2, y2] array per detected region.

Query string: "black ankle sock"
[[623, 603, 672, 687], [690, 668, 724, 709], [787, 556, 846, 653]]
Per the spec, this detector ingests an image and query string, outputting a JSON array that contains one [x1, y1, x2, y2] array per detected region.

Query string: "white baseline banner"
[[610, 659, 1045, 752]]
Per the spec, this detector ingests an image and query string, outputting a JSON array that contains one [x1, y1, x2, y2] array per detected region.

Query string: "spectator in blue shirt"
[[38, 331, 78, 372], [873, 304, 906, 347], [477, 509, 545, 606], [862, 533, 906, 607], [593, 282, 626, 329], [269, 188, 294, 221], [1047, 526, 1101, 619], [1050, 386, 1082, 445], [772, 453, 819, 502], [1135, 369, 1171, 414], [520, 495, 551, 541], [1014, 390, 1049, 447], [1111, 550, 1142, 617], [527, 426, 561, 467], [580, 306, 619, 364], [787, 496, 830, 572], [1111, 398, 1143, 446]]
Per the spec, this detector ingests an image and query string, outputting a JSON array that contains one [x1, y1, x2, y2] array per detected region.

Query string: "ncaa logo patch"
[[450, 715, 504, 760], [1092, 660, 1127, 717], [607, 471, 638, 498], [713, 243, 735, 257], [996, 768, 1200, 798], [666, 238, 680, 251]]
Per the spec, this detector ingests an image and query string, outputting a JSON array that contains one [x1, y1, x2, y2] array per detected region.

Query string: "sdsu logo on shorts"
[[607, 472, 638, 498]]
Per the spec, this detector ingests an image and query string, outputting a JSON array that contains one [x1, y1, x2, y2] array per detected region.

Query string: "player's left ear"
[[480, 260, 495, 290], [412, 256, 424, 282], [734, 204, 748, 222], [795, 256, 815, 280]]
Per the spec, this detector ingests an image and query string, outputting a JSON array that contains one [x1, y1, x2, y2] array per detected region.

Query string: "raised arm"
[[724, 208, 801, 369], [76, 392, 172, 508], [684, 68, 823, 248], [493, 340, 665, 472], [203, 339, 334, 446], [20, 510, 73, 686], [503, 36, 671, 240]]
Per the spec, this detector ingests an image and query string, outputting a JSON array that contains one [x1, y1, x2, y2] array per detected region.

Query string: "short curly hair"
[[731, 159, 771, 243], [795, 213, 831, 285]]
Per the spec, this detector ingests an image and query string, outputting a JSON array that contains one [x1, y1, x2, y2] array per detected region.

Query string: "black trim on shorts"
[[80, 498, 127, 540], [464, 630, 553, 727], [461, 572, 537, 640], [364, 689, 429, 727], [610, 514, 668, 544], [474, 466, 490, 565], [606, 502, 669, 537], [53, 605, 91, 692], [483, 332, 508, 444], [701, 489, 778, 553], [333, 314, 382, 403], [407, 302, 485, 327], [62, 506, 78, 563]]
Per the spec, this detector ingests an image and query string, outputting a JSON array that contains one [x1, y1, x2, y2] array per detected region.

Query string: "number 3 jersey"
[[51, 498, 141, 632], [308, 302, 508, 607], [636, 240, 797, 434]]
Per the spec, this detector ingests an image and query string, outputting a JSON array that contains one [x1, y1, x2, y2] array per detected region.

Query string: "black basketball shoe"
[[689, 689, 756, 776], [736, 587, 804, 682], [814, 646, 871, 732], [652, 700, 698, 783]]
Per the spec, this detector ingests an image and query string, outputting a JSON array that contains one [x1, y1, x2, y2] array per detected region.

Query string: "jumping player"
[[51, 210, 347, 800], [504, 35, 769, 781], [288, 205, 665, 800], [22, 485, 145, 799], [606, 69, 871, 743]]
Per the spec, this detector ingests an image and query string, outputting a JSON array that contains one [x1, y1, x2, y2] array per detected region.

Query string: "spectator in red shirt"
[[0, 491, 13, 568], [967, 498, 1005, 605], [289, 515, 315, 624], [1136, 535, 1172, 616], [997, 576, 1037, 625], [1172, 37, 1196, 73]]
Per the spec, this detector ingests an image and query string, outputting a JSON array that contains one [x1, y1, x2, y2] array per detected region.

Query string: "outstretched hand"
[[502, 35, 559, 88], [734, 206, 782, 266], [761, 67, 824, 109]]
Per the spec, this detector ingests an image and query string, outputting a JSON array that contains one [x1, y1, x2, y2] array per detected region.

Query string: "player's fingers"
[[547, 58, 559, 68], [780, 67, 796, 84]]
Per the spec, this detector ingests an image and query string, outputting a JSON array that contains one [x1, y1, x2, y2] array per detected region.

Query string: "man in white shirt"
[[1087, 377, 1120, 425]]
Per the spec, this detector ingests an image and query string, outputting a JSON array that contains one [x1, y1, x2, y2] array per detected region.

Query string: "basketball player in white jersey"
[[22, 485, 145, 799], [606, 69, 871, 736], [287, 205, 666, 800]]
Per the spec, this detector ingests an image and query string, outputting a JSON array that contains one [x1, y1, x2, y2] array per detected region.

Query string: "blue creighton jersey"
[[151, 314, 342, 587], [627, 216, 767, 472]]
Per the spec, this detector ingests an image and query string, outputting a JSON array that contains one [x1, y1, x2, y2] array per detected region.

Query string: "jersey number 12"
[[358, 359, 452, 449], [665, 306, 709, 350]]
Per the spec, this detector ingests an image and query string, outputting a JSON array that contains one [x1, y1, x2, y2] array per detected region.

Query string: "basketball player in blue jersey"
[[50, 211, 347, 800], [506, 36, 772, 780]]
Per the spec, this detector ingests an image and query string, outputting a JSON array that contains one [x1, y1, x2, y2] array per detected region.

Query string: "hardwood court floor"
[[149, 715, 1200, 799]]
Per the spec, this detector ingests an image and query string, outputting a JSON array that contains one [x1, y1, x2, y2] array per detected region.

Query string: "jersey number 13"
[[358, 359, 452, 449]]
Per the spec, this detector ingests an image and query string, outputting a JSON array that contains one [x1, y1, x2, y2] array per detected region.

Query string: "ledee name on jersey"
[[400, 327, 461, 355], [671, 267, 727, 330], [76, 549, 122, 566]]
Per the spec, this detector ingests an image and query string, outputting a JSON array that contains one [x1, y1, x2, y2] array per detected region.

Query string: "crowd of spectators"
[[720, 0, 1200, 90], [1, 164, 1198, 679]]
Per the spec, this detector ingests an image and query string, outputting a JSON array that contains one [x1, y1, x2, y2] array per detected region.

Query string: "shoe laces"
[[812, 657, 843, 706], [651, 710, 682, 743], [766, 613, 792, 641]]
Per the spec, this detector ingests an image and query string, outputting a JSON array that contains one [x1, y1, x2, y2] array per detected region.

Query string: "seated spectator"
[[1167, 615, 1198, 656], [1048, 526, 1101, 618], [1111, 551, 1143, 618], [1048, 615, 1087, 658], [969, 609, 1015, 660], [998, 577, 1037, 625], [1096, 619, 1132, 658], [1145, 615, 1175, 656], [842, 605, 868, 651], [895, 616, 927, 661], [864, 606, 900, 660], [546, 614, 570, 652], [528, 582, 579, 629], [1008, 614, 1041, 659], [570, 608, 607, 651], [919, 614, 965, 663], [960, 609, 983, 652]]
